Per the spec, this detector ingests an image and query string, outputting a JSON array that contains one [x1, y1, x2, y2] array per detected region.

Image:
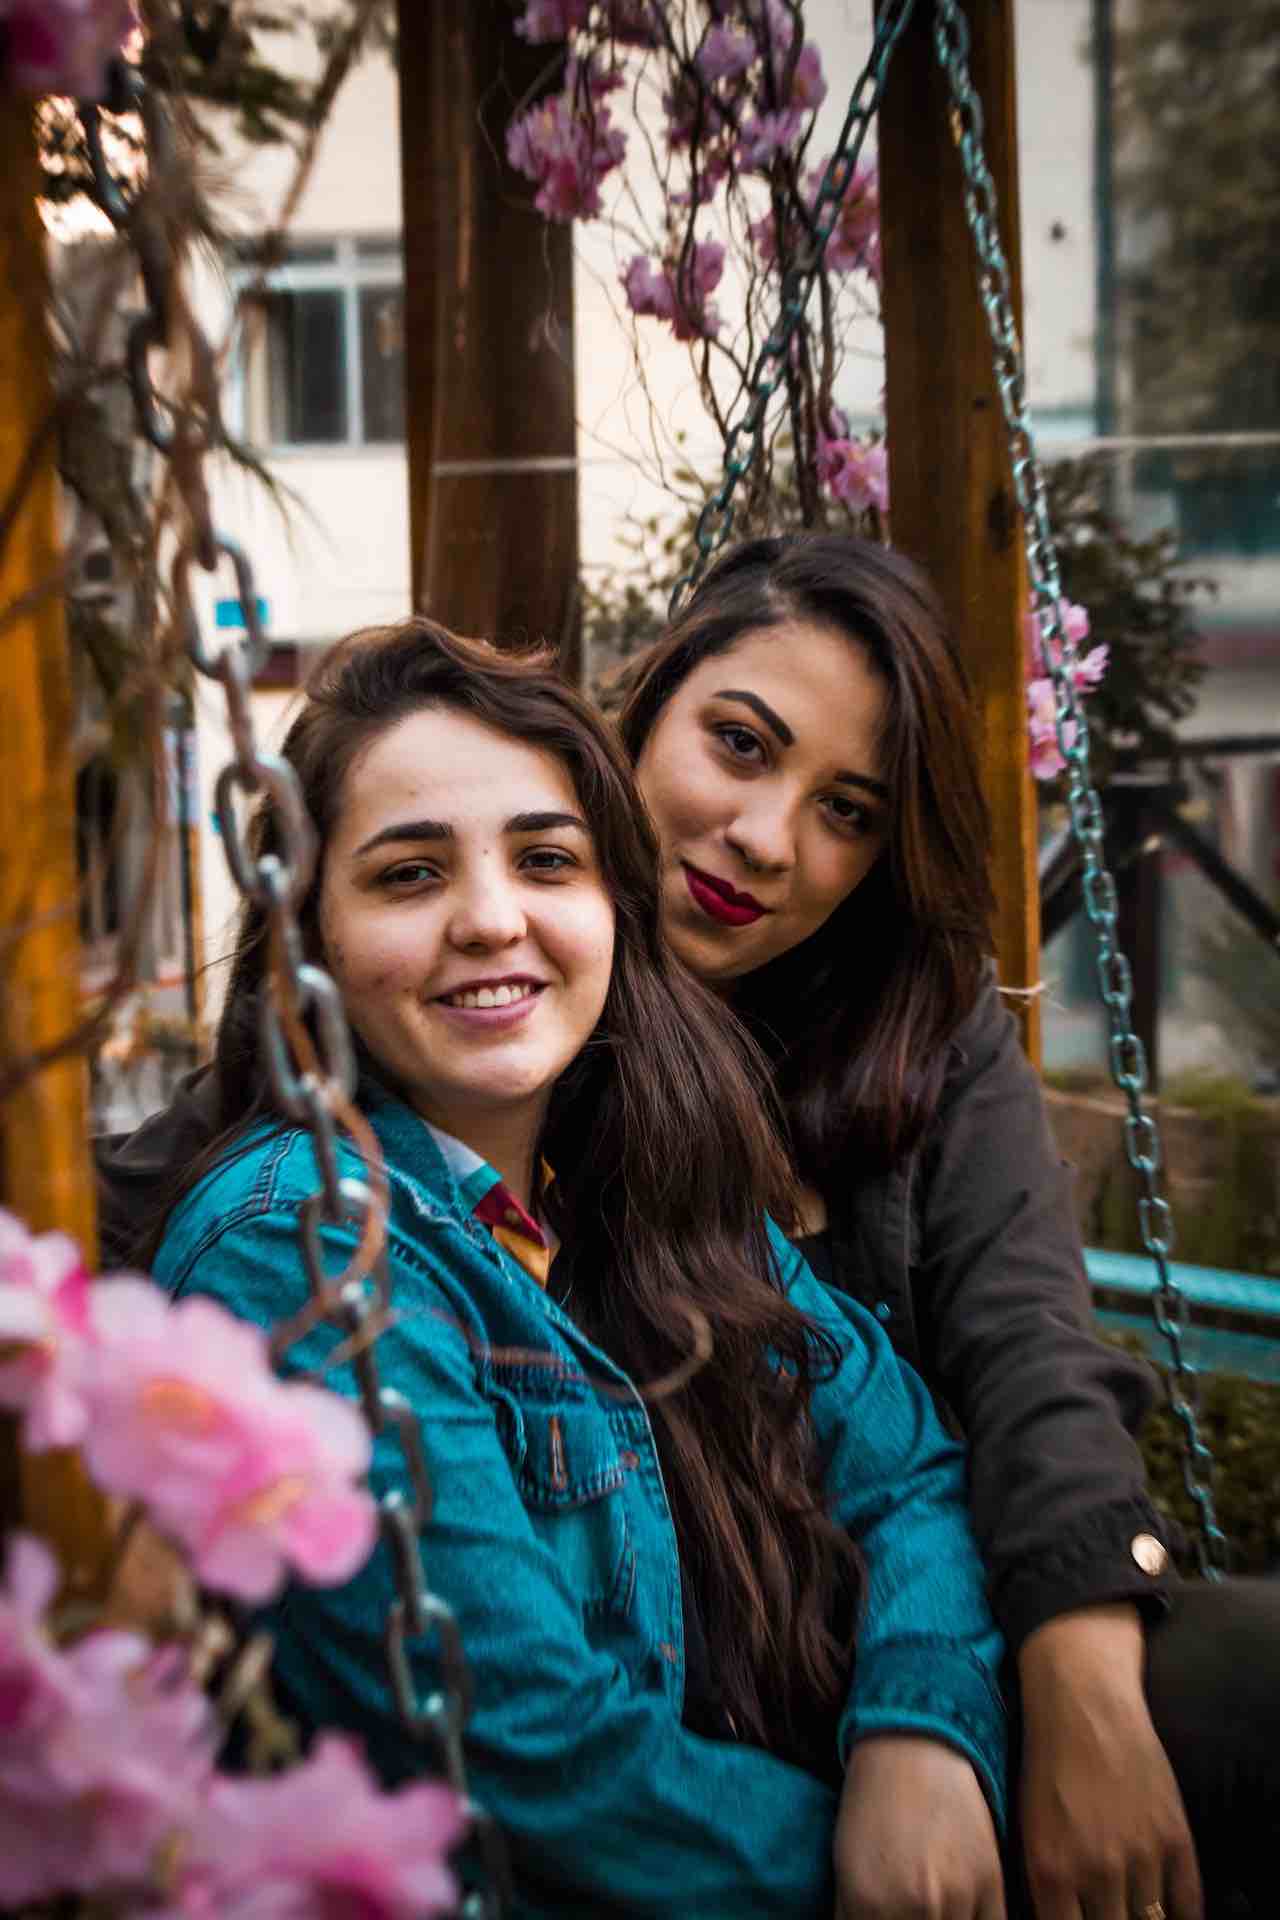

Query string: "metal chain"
[[932, 0, 1227, 1574], [668, 0, 918, 614], [78, 62, 512, 1910]]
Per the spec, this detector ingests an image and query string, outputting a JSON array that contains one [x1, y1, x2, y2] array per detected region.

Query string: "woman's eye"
[[713, 723, 765, 763], [519, 847, 576, 876], [380, 861, 438, 889], [822, 795, 875, 836]]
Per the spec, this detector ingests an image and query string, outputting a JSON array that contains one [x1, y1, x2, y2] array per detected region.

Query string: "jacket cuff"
[[992, 1496, 1180, 1654], [838, 1641, 1008, 1834]]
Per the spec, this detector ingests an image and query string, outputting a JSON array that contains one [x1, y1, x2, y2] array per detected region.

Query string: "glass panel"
[[263, 288, 347, 444], [355, 234, 402, 261], [229, 237, 338, 268], [358, 285, 406, 443]]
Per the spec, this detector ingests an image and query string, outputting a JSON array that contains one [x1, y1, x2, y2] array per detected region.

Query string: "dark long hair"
[[621, 534, 996, 1181], [175, 618, 860, 1756]]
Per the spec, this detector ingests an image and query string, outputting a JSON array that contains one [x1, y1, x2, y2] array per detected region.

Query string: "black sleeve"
[[94, 1066, 221, 1267], [913, 977, 1177, 1653]]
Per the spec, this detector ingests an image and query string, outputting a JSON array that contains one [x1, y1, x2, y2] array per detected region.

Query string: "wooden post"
[[0, 96, 110, 1581], [878, 0, 1042, 1063], [396, 0, 581, 674]]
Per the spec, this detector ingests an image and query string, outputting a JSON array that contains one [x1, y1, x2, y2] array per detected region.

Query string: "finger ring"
[[1137, 1904, 1166, 1920]]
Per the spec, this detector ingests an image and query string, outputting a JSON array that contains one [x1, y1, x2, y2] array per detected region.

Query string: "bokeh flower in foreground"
[[174, 1734, 463, 1920], [0, 1210, 93, 1449], [84, 1280, 377, 1602]]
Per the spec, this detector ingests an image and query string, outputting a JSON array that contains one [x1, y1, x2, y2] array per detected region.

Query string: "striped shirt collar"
[[425, 1123, 552, 1289]]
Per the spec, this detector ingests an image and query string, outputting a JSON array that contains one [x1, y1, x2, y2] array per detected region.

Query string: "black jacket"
[[818, 974, 1175, 1653], [96, 977, 1176, 1654]]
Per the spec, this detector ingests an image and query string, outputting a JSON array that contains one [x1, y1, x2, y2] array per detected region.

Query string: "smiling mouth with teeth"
[[440, 982, 540, 1010]]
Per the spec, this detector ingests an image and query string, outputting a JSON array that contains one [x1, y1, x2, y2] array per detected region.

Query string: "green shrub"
[[1111, 1336, 1280, 1574]]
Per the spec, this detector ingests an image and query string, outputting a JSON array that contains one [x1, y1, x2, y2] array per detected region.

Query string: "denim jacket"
[[153, 1086, 1005, 1918]]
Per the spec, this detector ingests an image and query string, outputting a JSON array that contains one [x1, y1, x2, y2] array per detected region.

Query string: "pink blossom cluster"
[[816, 155, 880, 280], [0, 1534, 462, 1913], [0, 1209, 376, 1603], [506, 56, 628, 222], [693, 7, 827, 173], [815, 412, 889, 515], [622, 238, 726, 339], [513, 0, 592, 41], [0, 0, 135, 97], [751, 155, 880, 280], [1024, 598, 1109, 780]]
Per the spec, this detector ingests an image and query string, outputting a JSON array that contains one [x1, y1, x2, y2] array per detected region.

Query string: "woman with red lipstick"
[[128, 619, 1012, 1919], [624, 531, 1279, 1920]]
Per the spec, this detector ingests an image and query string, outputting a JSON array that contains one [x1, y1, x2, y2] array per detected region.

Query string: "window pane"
[[355, 234, 401, 261], [359, 286, 405, 443], [264, 289, 347, 444]]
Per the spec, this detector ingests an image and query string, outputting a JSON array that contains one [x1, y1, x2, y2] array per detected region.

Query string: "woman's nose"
[[447, 865, 527, 950], [725, 800, 795, 877]]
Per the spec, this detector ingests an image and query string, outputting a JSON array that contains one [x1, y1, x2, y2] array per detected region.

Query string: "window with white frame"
[[234, 236, 405, 448]]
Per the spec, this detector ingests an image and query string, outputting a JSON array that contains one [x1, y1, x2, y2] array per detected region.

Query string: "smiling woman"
[[319, 706, 615, 1199], [105, 617, 1015, 1918], [634, 621, 890, 983]]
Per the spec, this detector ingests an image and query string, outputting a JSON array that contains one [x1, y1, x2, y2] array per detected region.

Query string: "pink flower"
[[1, 0, 135, 98], [622, 239, 724, 340], [507, 68, 627, 222], [737, 107, 804, 170], [1026, 675, 1074, 780], [513, 0, 590, 43], [82, 1280, 377, 1602], [788, 41, 827, 110], [623, 253, 675, 323], [816, 425, 889, 514], [749, 210, 777, 263], [1023, 598, 1107, 781], [0, 1207, 93, 1450], [0, 1534, 74, 1755], [696, 22, 755, 86], [1023, 595, 1093, 674], [0, 1534, 215, 1905], [812, 156, 881, 280], [176, 1735, 463, 1920]]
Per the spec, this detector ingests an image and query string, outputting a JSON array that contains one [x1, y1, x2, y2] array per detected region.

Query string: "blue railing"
[[1087, 1249, 1280, 1384]]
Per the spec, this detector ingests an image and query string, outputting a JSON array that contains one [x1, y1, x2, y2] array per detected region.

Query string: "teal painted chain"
[[667, 0, 918, 616], [932, 0, 1227, 1574]]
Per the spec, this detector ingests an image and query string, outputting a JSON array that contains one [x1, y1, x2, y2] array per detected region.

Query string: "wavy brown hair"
[[171, 617, 860, 1758], [621, 533, 996, 1180]]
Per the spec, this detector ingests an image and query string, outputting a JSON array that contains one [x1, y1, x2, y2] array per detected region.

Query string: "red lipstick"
[[682, 863, 768, 928]]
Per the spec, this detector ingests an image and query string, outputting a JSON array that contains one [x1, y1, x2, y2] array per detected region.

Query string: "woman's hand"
[[834, 1734, 1005, 1918], [1018, 1604, 1203, 1920]]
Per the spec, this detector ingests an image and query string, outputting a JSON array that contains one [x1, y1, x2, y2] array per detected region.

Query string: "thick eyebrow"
[[354, 818, 452, 857], [714, 689, 889, 801], [833, 768, 890, 801], [352, 810, 588, 859], [506, 810, 589, 837], [713, 688, 795, 747]]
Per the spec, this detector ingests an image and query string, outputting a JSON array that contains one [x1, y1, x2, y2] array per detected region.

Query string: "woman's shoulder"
[[161, 1120, 324, 1238]]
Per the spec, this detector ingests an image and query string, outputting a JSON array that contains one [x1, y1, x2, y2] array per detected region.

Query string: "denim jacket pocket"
[[488, 1383, 637, 1621]]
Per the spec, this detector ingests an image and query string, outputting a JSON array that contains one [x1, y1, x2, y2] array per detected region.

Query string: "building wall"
[[175, 5, 1276, 1071]]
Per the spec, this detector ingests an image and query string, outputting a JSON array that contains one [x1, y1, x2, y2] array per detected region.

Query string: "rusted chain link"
[[78, 41, 512, 1910]]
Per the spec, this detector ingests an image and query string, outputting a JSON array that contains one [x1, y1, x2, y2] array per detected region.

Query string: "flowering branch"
[[504, 0, 887, 532], [0, 1209, 464, 1915]]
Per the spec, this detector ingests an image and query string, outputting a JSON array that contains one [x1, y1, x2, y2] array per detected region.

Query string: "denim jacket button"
[[1130, 1532, 1168, 1576]]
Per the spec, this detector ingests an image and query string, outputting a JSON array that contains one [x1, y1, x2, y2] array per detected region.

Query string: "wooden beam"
[[878, 0, 1042, 1062], [0, 97, 110, 1580], [396, 0, 581, 675]]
